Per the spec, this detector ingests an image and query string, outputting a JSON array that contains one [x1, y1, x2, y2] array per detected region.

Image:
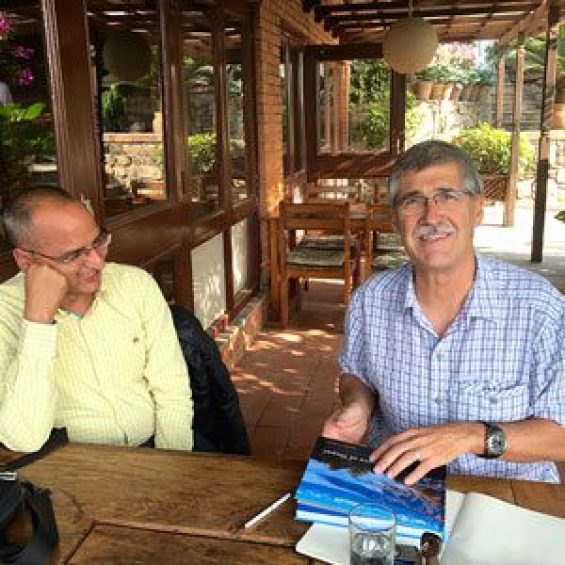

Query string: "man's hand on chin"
[[370, 422, 485, 485], [23, 262, 68, 324]]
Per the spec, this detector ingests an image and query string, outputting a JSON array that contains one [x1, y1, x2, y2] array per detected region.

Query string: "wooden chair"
[[366, 203, 409, 272], [278, 201, 358, 328]]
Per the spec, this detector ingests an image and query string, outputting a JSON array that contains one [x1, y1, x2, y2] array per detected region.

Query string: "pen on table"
[[244, 492, 292, 529]]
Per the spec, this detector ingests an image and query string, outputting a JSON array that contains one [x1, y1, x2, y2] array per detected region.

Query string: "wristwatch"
[[480, 421, 507, 459]]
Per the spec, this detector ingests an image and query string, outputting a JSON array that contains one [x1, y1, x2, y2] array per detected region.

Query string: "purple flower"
[[0, 11, 14, 39], [17, 67, 34, 86], [13, 45, 34, 60]]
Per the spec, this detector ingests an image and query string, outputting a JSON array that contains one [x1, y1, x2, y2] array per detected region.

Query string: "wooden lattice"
[[482, 175, 509, 202]]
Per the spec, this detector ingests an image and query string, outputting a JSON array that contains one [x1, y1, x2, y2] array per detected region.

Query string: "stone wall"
[[103, 133, 163, 192], [522, 131, 565, 207], [408, 92, 493, 145]]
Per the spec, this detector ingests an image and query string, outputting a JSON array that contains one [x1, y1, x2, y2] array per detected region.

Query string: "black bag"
[[0, 428, 67, 564]]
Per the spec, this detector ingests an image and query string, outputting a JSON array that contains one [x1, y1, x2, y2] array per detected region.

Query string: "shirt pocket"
[[454, 381, 531, 422]]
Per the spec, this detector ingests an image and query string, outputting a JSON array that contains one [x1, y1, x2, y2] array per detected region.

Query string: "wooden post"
[[507, 33, 525, 228], [495, 50, 505, 129], [532, 4, 560, 263]]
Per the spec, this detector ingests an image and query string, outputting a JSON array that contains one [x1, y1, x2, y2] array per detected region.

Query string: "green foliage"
[[349, 60, 391, 151], [452, 123, 535, 178], [349, 59, 423, 152], [188, 132, 216, 174], [101, 84, 126, 131], [555, 210, 565, 223], [0, 101, 55, 197], [502, 28, 565, 78], [349, 60, 390, 105]]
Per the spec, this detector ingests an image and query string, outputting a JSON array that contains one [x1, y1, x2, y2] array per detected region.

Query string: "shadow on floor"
[[231, 280, 344, 460]]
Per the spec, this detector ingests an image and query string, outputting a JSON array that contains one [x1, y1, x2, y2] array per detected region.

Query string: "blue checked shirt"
[[340, 253, 565, 483]]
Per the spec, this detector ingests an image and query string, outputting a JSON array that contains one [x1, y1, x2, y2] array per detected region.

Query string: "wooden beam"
[[326, 6, 531, 28], [507, 34, 525, 228], [306, 43, 383, 61], [495, 53, 506, 128], [334, 13, 521, 32], [532, 3, 561, 262], [316, 1, 538, 18], [302, 0, 319, 14], [499, 1, 548, 48]]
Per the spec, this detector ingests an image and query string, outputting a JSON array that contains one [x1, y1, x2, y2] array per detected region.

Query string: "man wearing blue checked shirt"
[[323, 140, 565, 484]]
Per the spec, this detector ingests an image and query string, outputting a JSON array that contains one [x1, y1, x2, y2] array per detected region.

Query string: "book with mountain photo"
[[294, 436, 446, 545]]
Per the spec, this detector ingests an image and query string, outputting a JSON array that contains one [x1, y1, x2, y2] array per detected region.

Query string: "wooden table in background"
[[1, 444, 564, 563], [269, 206, 394, 320]]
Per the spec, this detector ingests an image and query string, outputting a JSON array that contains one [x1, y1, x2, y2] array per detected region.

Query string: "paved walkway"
[[231, 203, 565, 460]]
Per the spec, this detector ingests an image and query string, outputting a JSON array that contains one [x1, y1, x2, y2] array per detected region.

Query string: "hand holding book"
[[294, 436, 446, 547]]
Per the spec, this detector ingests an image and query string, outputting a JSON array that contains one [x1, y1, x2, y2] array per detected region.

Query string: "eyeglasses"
[[21, 230, 112, 265], [393, 188, 475, 215]]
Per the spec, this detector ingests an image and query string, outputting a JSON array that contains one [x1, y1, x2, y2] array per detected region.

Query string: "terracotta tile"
[[232, 280, 346, 460]]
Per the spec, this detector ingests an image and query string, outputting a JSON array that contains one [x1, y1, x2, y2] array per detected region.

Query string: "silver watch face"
[[486, 427, 507, 457]]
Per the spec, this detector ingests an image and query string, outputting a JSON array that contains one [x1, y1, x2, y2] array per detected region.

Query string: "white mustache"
[[415, 223, 455, 239]]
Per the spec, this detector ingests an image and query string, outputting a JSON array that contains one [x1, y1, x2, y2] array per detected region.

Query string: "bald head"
[[2, 187, 80, 248]]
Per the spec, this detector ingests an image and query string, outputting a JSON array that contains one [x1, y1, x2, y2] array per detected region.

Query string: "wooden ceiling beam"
[[302, 0, 320, 15], [498, 1, 549, 48], [316, 0, 538, 19]]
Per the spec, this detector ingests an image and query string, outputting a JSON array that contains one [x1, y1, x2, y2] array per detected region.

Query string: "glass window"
[[348, 59, 391, 153], [87, 1, 166, 217], [293, 50, 305, 172], [281, 40, 305, 177], [0, 5, 58, 250], [280, 45, 289, 176], [225, 15, 249, 203], [182, 5, 218, 219], [317, 62, 336, 153]]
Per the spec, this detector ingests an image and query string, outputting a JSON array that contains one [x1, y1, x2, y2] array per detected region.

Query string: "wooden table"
[[2, 444, 564, 563]]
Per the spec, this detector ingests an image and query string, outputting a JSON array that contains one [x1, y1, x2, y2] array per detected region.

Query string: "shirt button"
[[434, 397, 440, 404], [489, 397, 498, 404]]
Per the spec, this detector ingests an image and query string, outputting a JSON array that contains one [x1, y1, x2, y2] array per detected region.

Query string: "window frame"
[[304, 43, 406, 182]]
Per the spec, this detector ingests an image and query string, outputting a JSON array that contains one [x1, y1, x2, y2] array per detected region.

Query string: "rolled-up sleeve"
[[531, 304, 565, 427]]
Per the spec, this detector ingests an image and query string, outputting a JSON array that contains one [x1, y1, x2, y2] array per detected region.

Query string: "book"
[[294, 436, 446, 545], [297, 489, 565, 565]]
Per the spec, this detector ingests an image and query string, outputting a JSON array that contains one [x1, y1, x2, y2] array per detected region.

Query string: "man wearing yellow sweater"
[[0, 187, 193, 452]]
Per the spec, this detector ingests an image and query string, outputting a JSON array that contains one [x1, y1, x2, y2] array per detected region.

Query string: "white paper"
[[441, 492, 565, 565], [295, 523, 349, 565]]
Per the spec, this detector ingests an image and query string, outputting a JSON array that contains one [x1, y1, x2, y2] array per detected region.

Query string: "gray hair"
[[2, 186, 77, 247], [388, 140, 483, 206]]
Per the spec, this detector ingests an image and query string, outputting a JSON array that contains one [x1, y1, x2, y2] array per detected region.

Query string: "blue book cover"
[[295, 437, 446, 540]]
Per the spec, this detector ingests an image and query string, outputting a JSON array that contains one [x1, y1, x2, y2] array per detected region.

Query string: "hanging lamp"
[[382, 0, 438, 74], [103, 31, 151, 82]]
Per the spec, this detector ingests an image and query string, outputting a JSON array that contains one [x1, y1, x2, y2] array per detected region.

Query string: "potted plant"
[[452, 123, 535, 226], [412, 67, 434, 100], [458, 68, 480, 102], [426, 64, 452, 100], [449, 68, 465, 101]]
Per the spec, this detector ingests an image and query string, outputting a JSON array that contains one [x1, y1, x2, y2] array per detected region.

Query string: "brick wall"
[[255, 0, 337, 281]]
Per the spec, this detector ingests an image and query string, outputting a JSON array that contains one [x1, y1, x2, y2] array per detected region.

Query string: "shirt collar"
[[402, 252, 499, 323]]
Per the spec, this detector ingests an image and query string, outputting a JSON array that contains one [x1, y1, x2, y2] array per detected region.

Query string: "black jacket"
[[170, 305, 251, 455]]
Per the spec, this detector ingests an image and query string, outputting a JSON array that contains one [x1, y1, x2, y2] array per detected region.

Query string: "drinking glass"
[[348, 503, 396, 565]]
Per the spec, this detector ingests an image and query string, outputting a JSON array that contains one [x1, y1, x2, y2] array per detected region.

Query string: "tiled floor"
[[231, 280, 344, 460]]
